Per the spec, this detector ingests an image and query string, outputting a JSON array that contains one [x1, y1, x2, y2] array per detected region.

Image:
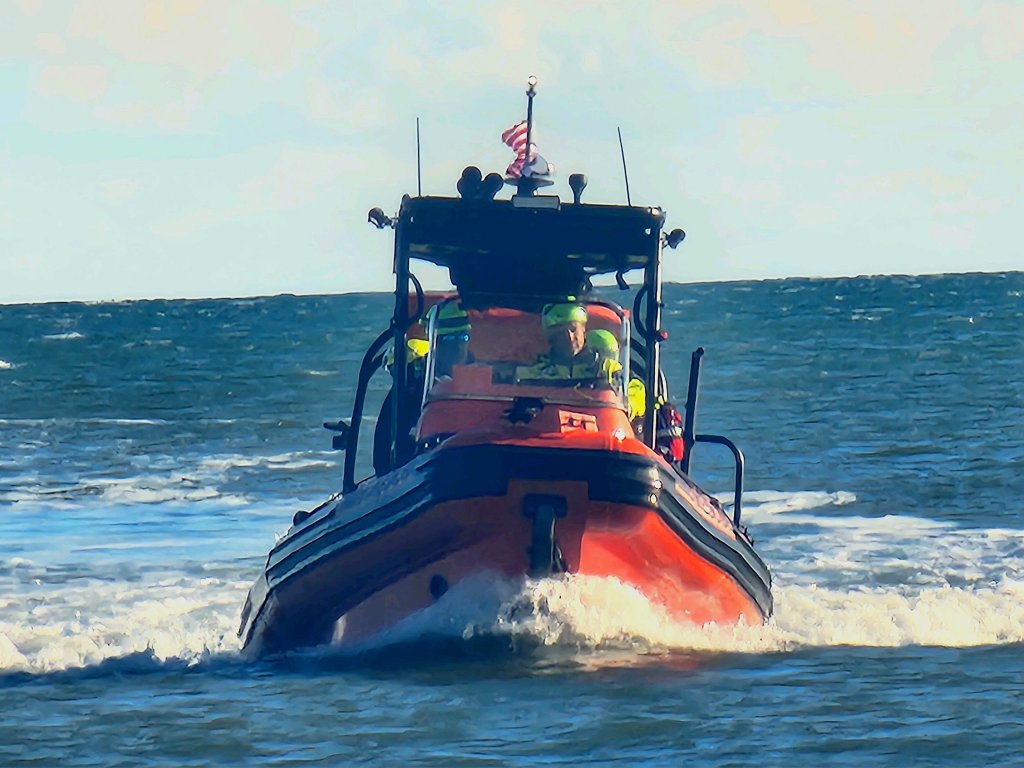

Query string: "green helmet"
[[541, 303, 587, 329], [428, 300, 471, 335], [586, 329, 619, 358]]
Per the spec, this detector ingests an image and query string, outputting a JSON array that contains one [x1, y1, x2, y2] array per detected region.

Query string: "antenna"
[[416, 117, 422, 197], [617, 126, 632, 206]]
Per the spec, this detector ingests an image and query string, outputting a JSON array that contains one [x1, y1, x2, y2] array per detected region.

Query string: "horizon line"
[[2, 269, 1021, 308]]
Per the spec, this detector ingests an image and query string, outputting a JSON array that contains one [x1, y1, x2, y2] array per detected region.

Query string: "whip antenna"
[[416, 117, 422, 197], [617, 126, 632, 206]]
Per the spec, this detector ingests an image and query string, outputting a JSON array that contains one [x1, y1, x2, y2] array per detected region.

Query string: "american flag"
[[502, 120, 530, 179], [501, 120, 552, 180], [501, 121, 528, 154]]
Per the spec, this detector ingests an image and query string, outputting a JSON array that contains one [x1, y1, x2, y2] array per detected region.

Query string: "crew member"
[[586, 328, 647, 421], [373, 300, 471, 475], [515, 303, 618, 384], [429, 300, 472, 378]]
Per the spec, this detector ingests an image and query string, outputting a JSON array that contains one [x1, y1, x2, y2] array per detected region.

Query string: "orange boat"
[[239, 90, 772, 656]]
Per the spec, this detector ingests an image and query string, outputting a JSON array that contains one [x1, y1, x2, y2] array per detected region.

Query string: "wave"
[[85, 418, 169, 426], [0, 476, 249, 506], [760, 508, 1024, 594], [337, 572, 1024, 664], [731, 489, 857, 518], [93, 479, 249, 506], [42, 331, 84, 340], [5, 570, 1024, 676], [4, 487, 1024, 675], [0, 417, 166, 427], [0, 575, 247, 675], [0, 360, 13, 370], [1, 450, 337, 505], [197, 451, 338, 473], [0, 417, 241, 427]]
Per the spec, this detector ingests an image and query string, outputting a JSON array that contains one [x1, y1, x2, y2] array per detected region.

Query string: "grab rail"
[[682, 346, 745, 526], [342, 327, 393, 493], [693, 434, 745, 526]]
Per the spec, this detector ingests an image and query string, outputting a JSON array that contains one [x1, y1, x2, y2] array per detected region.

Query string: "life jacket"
[[383, 338, 429, 376], [626, 378, 647, 420], [656, 403, 685, 463]]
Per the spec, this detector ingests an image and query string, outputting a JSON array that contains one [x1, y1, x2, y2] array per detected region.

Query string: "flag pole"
[[524, 75, 536, 159], [519, 75, 538, 196]]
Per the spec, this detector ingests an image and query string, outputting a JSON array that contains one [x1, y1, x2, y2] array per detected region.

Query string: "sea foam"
[[0, 575, 247, 674], [337, 570, 1024, 662], [5, 489, 1024, 674]]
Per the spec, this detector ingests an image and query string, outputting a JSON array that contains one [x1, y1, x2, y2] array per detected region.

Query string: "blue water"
[[1, 272, 1023, 766]]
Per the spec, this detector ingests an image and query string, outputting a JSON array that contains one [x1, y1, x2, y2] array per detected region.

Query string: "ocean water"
[[1, 272, 1022, 766]]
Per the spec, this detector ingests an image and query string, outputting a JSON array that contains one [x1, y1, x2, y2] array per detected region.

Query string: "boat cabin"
[[412, 299, 634, 443], [339, 168, 687, 496]]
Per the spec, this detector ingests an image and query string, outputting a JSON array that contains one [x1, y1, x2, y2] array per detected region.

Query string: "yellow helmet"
[[541, 303, 587, 329], [428, 300, 471, 335], [586, 329, 619, 358]]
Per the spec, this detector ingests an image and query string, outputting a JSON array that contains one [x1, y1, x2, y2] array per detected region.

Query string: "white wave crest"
[[198, 452, 337, 473], [6, 571, 1024, 674], [87, 418, 168, 426], [0, 576, 247, 673], [770, 580, 1024, 648], [762, 511, 1024, 591], [0, 632, 28, 668], [0, 360, 13, 370], [5, 482, 1023, 672], [3, 449, 337, 506], [1, 472, 248, 506], [42, 331, 84, 340], [344, 572, 1024, 658], [740, 489, 857, 518], [93, 475, 249, 506]]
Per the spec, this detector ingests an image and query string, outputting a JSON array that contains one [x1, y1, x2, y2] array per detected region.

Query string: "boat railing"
[[681, 346, 745, 526]]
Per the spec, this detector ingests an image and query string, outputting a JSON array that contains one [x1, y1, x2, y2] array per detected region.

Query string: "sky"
[[1, 0, 1021, 304]]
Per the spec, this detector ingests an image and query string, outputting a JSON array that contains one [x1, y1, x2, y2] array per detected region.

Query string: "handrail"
[[342, 328, 393, 494], [681, 347, 704, 474], [693, 433, 745, 526], [682, 346, 744, 525]]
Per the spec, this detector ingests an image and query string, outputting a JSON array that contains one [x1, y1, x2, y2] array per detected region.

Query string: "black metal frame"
[[680, 347, 745, 525], [341, 329, 391, 493], [336, 184, 676, 492], [392, 194, 667, 450], [391, 213, 412, 472]]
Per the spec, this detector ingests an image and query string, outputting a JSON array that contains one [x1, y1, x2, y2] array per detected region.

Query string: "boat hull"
[[239, 441, 772, 656]]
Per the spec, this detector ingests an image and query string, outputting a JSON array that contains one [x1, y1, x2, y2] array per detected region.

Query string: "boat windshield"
[[422, 301, 630, 411]]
